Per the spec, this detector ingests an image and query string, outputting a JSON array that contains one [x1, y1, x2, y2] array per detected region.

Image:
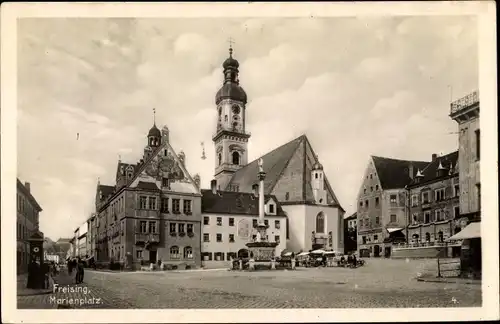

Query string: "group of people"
[[340, 253, 359, 268], [67, 257, 85, 284], [26, 259, 50, 289]]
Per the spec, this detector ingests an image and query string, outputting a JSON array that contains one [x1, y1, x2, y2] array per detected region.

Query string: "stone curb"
[[416, 277, 481, 285]]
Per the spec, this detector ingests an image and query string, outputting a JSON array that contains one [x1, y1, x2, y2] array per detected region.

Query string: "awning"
[[387, 228, 403, 233], [282, 252, 293, 257], [446, 222, 481, 241], [297, 252, 310, 256], [311, 249, 326, 254]]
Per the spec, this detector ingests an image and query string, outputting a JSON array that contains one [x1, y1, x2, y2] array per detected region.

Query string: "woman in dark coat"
[[75, 258, 85, 284]]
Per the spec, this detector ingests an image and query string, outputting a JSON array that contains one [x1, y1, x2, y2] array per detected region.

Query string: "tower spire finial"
[[153, 108, 156, 125], [228, 37, 235, 57]]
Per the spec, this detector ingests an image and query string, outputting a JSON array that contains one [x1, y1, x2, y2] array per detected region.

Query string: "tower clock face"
[[232, 105, 240, 114]]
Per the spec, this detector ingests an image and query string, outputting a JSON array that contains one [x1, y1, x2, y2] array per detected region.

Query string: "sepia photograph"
[[1, 2, 498, 323]]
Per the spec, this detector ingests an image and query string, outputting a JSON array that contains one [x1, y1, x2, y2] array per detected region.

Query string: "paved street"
[[17, 259, 481, 309]]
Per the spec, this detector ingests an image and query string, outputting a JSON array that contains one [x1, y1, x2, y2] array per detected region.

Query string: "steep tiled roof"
[[98, 184, 115, 198], [201, 190, 286, 216], [371, 156, 430, 190], [226, 135, 304, 193], [411, 151, 459, 185], [136, 181, 160, 191]]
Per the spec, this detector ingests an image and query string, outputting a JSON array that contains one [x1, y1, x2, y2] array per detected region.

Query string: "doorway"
[[149, 250, 157, 263], [374, 245, 381, 257]]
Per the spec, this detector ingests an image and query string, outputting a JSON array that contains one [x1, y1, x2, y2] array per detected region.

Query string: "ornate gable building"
[[93, 121, 202, 269], [205, 46, 345, 254]]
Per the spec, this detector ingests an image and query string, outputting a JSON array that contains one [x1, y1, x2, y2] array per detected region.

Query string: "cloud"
[[16, 16, 478, 240]]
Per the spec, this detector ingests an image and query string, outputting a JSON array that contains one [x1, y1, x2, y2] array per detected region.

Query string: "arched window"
[[425, 232, 431, 242], [232, 122, 238, 130], [218, 153, 222, 166], [316, 212, 325, 233], [412, 234, 419, 243], [170, 246, 180, 259], [315, 173, 318, 179], [232, 151, 240, 165], [438, 231, 444, 242], [184, 246, 193, 259]]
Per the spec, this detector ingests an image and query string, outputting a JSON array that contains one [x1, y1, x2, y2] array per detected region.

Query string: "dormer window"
[[127, 172, 133, 179], [162, 177, 169, 188], [268, 204, 275, 214]]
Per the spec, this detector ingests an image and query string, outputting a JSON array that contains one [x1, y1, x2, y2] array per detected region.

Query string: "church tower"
[[213, 43, 250, 190], [312, 158, 327, 205]]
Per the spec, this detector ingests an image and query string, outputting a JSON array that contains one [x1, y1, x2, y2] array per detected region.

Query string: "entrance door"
[[374, 245, 380, 257], [384, 247, 391, 258], [149, 250, 157, 263]]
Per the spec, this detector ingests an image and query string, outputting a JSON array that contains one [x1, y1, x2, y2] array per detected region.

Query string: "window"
[[218, 153, 222, 166], [136, 250, 143, 259], [252, 219, 258, 228], [252, 234, 257, 241], [169, 223, 176, 233], [435, 188, 445, 201], [285, 192, 290, 201], [187, 224, 193, 233], [172, 199, 180, 214], [316, 212, 325, 233], [412, 213, 418, 224], [370, 174, 373, 179], [203, 216, 209, 225], [375, 185, 379, 191], [216, 234, 222, 242], [161, 198, 169, 213], [148, 197, 157, 210], [229, 234, 235, 242], [370, 186, 374, 192], [264, 220, 269, 226], [269, 204, 275, 213], [139, 196, 147, 209], [422, 191, 430, 204], [363, 188, 367, 194], [275, 235, 280, 243], [374, 235, 378, 241], [170, 246, 180, 259], [365, 200, 369, 208], [359, 201, 363, 207], [162, 177, 169, 188], [229, 218, 234, 226], [140, 221, 147, 233], [149, 221, 156, 233], [390, 195, 397, 204], [437, 210, 445, 222], [454, 206, 460, 218], [315, 173, 318, 179], [425, 232, 431, 242], [178, 223, 185, 233], [390, 214, 397, 223], [232, 151, 240, 165], [411, 194, 419, 207], [183, 200, 192, 214], [475, 129, 480, 160], [362, 236, 367, 244], [275, 220, 280, 229], [216, 217, 222, 226], [375, 197, 379, 206], [184, 247, 193, 259], [203, 233, 210, 242], [375, 216, 380, 225], [424, 211, 431, 224]]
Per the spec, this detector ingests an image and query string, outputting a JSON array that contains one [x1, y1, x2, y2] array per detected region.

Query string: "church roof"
[[409, 151, 458, 186], [215, 83, 247, 104], [201, 190, 286, 216], [225, 135, 344, 210], [227, 135, 303, 194], [371, 156, 430, 190]]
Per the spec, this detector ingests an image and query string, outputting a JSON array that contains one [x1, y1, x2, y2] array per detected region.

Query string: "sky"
[[17, 16, 478, 241]]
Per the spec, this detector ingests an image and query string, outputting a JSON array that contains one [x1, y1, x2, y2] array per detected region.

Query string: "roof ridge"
[[371, 155, 430, 164]]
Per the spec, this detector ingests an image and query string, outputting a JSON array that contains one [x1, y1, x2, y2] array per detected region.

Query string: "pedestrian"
[[75, 257, 85, 284], [351, 253, 357, 268]]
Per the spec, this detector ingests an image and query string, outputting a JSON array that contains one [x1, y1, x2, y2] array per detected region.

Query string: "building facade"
[[94, 122, 202, 269], [344, 212, 357, 254], [201, 185, 288, 268], [449, 90, 481, 222], [17, 179, 43, 273], [86, 214, 97, 259], [356, 156, 429, 257], [77, 221, 88, 258], [406, 151, 462, 256], [211, 47, 345, 254]]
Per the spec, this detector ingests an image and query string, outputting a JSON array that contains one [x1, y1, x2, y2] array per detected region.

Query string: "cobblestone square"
[[17, 259, 482, 309]]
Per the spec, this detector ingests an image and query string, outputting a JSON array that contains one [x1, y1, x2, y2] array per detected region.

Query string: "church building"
[[204, 45, 345, 254]]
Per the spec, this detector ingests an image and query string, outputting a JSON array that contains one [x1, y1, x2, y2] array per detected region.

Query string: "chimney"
[[408, 164, 414, 180], [25, 182, 31, 193], [210, 180, 217, 194], [252, 184, 259, 198], [432, 154, 437, 162]]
